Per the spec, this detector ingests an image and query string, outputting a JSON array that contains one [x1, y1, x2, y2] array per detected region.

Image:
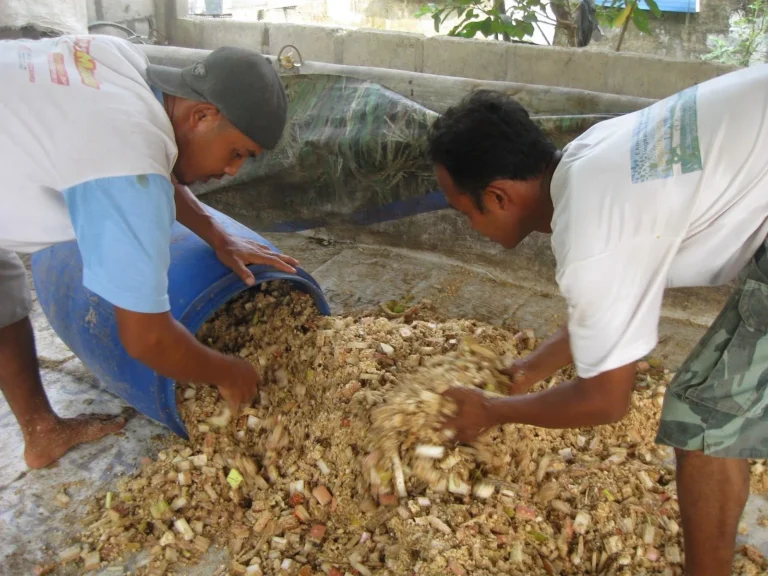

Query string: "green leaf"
[[596, 10, 616, 28], [490, 17, 509, 34], [480, 16, 494, 36], [458, 17, 494, 38], [458, 20, 483, 37], [523, 12, 538, 22], [450, 10, 475, 35], [644, 0, 663, 18], [613, 1, 635, 27], [521, 20, 535, 36], [433, 13, 441, 32], [477, 16, 495, 38], [632, 7, 651, 33], [490, 14, 536, 40], [414, 4, 434, 17], [499, 18, 534, 39]]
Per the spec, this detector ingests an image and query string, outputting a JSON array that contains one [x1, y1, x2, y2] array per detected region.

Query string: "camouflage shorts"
[[656, 243, 768, 458]]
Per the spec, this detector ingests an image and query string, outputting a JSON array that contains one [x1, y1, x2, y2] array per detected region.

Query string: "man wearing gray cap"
[[0, 34, 293, 468]]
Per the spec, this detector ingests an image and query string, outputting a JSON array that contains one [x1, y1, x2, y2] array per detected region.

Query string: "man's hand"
[[442, 363, 636, 439], [500, 362, 532, 395], [216, 357, 261, 414], [502, 326, 573, 390], [171, 179, 299, 284], [213, 234, 299, 286], [441, 387, 498, 444], [116, 308, 260, 415]]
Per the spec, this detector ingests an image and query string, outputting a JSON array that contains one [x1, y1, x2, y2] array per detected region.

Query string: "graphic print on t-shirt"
[[630, 85, 702, 184], [72, 37, 99, 89], [1, 34, 178, 253], [48, 51, 69, 85], [17, 45, 35, 83]]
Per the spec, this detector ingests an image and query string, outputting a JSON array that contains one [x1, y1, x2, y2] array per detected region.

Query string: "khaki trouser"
[[0, 27, 57, 328], [0, 249, 33, 329], [656, 242, 768, 458]]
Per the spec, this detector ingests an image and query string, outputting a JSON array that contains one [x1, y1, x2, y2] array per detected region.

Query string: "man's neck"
[[532, 151, 561, 234]]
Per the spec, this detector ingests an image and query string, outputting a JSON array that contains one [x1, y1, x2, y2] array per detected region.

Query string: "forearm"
[[518, 325, 572, 382], [173, 181, 226, 249], [488, 373, 631, 430], [116, 309, 231, 386]]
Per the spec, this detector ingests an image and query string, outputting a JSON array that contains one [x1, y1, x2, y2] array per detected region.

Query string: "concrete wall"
[[88, 0, 154, 22], [175, 0, 747, 66], [87, 0, 156, 37], [167, 12, 738, 99]]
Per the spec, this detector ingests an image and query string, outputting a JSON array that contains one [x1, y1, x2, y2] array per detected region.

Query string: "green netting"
[[201, 74, 620, 227]]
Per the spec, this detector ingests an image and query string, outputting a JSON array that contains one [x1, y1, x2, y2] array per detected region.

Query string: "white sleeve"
[[556, 237, 679, 379]]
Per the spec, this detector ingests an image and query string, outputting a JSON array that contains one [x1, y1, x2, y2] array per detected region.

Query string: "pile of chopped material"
[[59, 282, 765, 576], [360, 338, 513, 502]]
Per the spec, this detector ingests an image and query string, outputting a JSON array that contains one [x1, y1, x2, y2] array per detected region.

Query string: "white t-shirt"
[[550, 64, 768, 379], [0, 34, 177, 252]]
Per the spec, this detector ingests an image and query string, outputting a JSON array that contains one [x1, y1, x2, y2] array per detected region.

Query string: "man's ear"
[[485, 182, 514, 212], [191, 103, 221, 127]]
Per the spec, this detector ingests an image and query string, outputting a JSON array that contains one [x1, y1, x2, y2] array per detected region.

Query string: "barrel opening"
[[167, 269, 330, 438]]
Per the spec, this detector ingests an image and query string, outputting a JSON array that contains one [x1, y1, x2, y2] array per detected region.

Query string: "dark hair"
[[427, 89, 557, 210]]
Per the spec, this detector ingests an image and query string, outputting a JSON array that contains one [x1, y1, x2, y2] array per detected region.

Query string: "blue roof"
[[594, 0, 699, 13]]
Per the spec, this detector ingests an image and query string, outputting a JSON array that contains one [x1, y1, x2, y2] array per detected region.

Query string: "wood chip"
[[58, 545, 81, 564], [312, 486, 332, 506]]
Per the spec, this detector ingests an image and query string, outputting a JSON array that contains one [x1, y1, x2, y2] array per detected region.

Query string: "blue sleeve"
[[62, 174, 176, 314]]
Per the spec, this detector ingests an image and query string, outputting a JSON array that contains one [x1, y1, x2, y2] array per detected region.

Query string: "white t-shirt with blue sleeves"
[[62, 174, 175, 313], [0, 35, 178, 314]]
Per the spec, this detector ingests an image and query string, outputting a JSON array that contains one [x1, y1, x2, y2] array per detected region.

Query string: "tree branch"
[[535, 20, 553, 43], [616, 2, 635, 51]]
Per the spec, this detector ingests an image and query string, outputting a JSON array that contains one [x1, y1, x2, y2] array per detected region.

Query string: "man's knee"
[[674, 446, 694, 461], [675, 447, 750, 468], [675, 447, 750, 499], [674, 447, 710, 463]]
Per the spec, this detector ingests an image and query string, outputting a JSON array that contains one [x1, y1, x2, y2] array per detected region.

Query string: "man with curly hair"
[[431, 67, 768, 576]]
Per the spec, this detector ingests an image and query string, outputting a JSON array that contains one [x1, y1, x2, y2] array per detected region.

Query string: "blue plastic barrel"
[[30, 207, 330, 438]]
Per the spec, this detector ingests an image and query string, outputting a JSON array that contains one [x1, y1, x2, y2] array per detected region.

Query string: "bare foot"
[[23, 413, 129, 469]]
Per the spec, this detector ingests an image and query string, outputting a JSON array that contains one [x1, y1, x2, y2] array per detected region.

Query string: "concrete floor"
[[2, 233, 767, 574]]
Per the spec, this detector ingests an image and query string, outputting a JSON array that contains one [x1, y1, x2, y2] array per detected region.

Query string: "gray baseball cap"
[[146, 46, 288, 150]]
